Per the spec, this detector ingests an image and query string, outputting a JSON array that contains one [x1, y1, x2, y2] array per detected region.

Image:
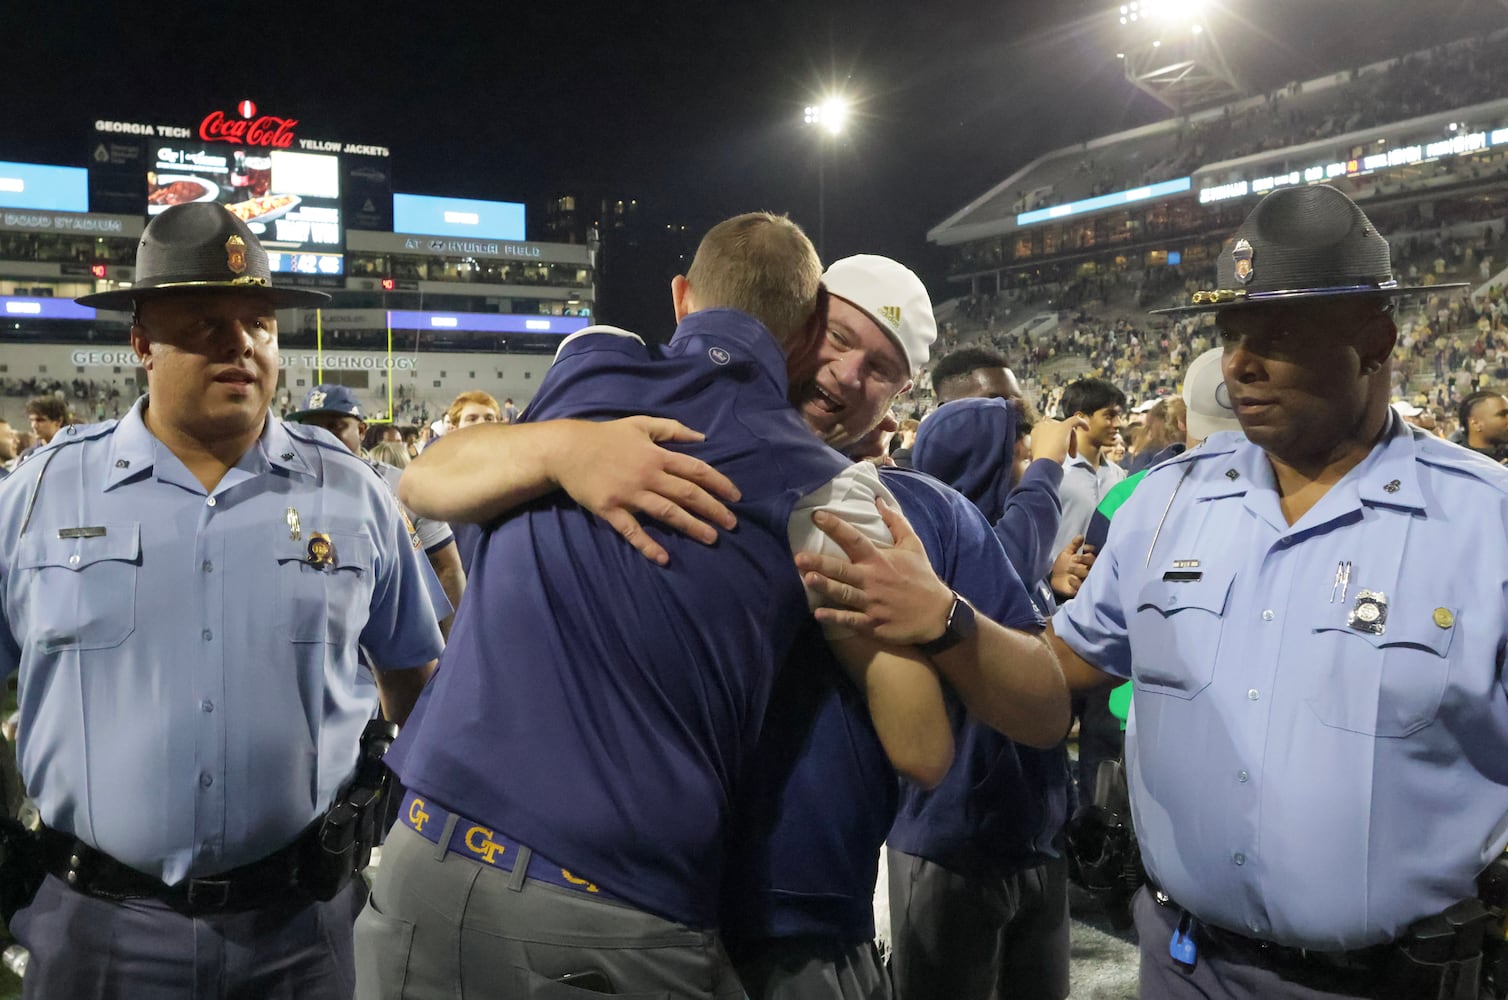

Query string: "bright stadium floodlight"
[[1111, 0, 1242, 111], [812, 96, 850, 136]]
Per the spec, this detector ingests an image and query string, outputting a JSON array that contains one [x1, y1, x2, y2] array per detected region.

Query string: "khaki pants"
[[355, 822, 743, 999]]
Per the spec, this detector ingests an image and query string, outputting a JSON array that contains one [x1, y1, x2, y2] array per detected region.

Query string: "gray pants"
[[355, 821, 743, 999], [732, 936, 891, 1000], [1133, 886, 1487, 1000], [12, 872, 362, 999], [886, 850, 1069, 1000]]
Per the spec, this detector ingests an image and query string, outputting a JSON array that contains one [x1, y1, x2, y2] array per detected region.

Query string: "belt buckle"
[[185, 878, 232, 910]]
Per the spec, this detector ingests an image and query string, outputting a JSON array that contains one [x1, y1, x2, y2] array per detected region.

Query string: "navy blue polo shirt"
[[387, 311, 855, 929], [721, 468, 1043, 946], [887, 719, 1069, 877]]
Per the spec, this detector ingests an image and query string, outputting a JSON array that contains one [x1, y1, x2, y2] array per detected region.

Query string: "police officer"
[[1048, 184, 1500, 999], [287, 384, 464, 635], [0, 202, 444, 998]]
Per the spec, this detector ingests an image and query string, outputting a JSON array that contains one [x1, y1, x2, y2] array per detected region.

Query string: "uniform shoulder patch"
[[17, 421, 117, 465], [364, 455, 396, 482], [281, 422, 380, 474], [1414, 434, 1508, 496], [1144, 433, 1237, 479], [57, 421, 118, 444], [283, 421, 357, 456]]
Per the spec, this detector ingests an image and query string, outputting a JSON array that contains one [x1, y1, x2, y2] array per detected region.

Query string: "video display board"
[[90, 101, 396, 281], [394, 193, 525, 241], [0, 161, 89, 213], [146, 144, 343, 277]]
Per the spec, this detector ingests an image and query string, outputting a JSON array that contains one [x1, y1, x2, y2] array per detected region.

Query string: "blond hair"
[[446, 390, 501, 428], [368, 441, 410, 468], [685, 213, 823, 354]]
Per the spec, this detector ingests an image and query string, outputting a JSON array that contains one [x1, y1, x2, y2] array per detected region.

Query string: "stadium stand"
[[916, 26, 1508, 447]]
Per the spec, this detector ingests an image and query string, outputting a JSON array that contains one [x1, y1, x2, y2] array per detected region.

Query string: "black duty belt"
[[39, 824, 317, 916], [1148, 880, 1491, 1000], [1194, 912, 1395, 974], [1148, 878, 1389, 972]]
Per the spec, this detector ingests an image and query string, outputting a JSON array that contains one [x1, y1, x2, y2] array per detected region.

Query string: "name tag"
[[57, 526, 107, 539]]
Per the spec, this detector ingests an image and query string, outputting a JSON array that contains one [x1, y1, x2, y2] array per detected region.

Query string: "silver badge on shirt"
[[1347, 590, 1388, 635]]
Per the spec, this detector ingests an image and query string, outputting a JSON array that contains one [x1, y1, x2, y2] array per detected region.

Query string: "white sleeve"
[[787, 461, 898, 639], [409, 506, 454, 553]]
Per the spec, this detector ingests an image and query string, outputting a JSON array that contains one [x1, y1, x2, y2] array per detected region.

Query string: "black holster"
[[1477, 855, 1508, 999], [1384, 898, 1495, 1000], [1066, 757, 1144, 929], [306, 719, 399, 901], [0, 815, 44, 925]]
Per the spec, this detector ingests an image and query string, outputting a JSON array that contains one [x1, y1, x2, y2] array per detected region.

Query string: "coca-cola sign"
[[198, 103, 298, 148]]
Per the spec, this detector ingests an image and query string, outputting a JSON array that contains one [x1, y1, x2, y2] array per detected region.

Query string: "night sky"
[[6, 1, 1505, 328]]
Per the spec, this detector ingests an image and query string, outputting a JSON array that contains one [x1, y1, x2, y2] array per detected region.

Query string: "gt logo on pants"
[[408, 798, 430, 832], [465, 826, 506, 864]]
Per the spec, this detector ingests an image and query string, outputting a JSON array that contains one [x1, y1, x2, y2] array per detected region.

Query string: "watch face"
[[919, 593, 975, 655], [952, 595, 977, 638]]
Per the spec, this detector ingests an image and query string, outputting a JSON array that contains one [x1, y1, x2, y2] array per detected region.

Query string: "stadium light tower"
[[803, 96, 850, 259], [1115, 0, 1243, 112]]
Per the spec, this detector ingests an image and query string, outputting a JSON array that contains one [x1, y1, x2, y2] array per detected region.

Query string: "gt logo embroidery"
[[465, 826, 506, 864], [560, 869, 600, 893]]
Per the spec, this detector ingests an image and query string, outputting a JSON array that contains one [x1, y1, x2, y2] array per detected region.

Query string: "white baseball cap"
[[1132, 398, 1161, 414], [1182, 348, 1242, 441], [1391, 400, 1422, 418], [822, 255, 937, 372]]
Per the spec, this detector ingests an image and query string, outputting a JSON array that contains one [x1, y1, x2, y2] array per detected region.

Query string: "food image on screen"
[[142, 142, 345, 274], [147, 175, 216, 206], [224, 194, 300, 223]]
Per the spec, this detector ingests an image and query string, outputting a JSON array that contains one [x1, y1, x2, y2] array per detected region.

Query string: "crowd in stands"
[[927, 214, 1508, 448], [1020, 32, 1508, 219], [0, 375, 127, 423]]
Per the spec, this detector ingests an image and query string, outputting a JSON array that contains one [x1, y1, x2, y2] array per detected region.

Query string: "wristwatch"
[[916, 591, 977, 656]]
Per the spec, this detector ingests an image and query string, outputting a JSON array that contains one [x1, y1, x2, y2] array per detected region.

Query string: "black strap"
[[39, 825, 316, 916], [1148, 882, 1485, 999]]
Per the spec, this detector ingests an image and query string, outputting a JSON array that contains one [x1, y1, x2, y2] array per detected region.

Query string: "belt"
[[39, 824, 315, 916], [397, 790, 618, 901], [1148, 880, 1393, 974]]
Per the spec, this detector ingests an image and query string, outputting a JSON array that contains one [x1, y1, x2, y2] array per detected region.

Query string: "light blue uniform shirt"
[[1055, 414, 1508, 950], [1050, 453, 1126, 557], [0, 398, 444, 885]]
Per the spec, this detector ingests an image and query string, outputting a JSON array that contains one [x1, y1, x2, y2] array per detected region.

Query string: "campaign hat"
[[77, 202, 330, 311], [1153, 185, 1466, 315]]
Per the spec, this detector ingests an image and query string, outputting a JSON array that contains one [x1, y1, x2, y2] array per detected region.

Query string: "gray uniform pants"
[[12, 872, 363, 999], [355, 821, 743, 999], [886, 850, 1069, 1000], [1133, 886, 1488, 1000], [732, 936, 891, 1000]]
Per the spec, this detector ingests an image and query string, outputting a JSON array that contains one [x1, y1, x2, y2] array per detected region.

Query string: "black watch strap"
[[917, 592, 977, 656]]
